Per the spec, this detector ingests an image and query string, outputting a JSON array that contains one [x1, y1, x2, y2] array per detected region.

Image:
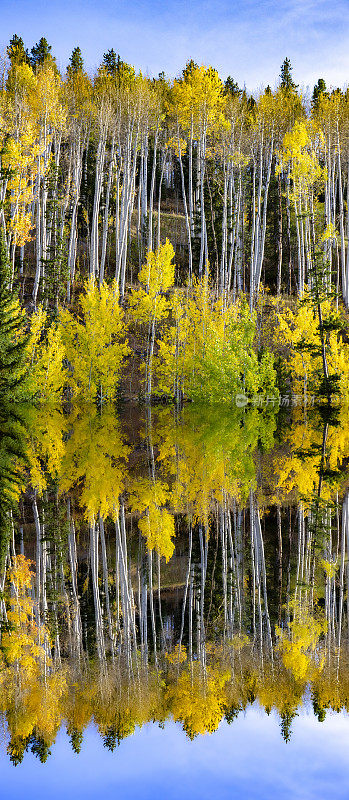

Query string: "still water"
[[1, 402, 349, 798]]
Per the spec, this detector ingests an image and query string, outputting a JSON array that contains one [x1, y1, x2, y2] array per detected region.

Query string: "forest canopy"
[[0, 36, 348, 405]]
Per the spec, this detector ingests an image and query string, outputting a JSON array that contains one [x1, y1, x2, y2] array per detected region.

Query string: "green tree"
[[312, 78, 327, 109], [67, 46, 84, 76], [224, 76, 241, 97], [0, 235, 27, 397], [279, 57, 298, 92], [69, 728, 83, 754], [29, 736, 51, 763], [30, 37, 53, 69], [102, 48, 118, 75], [7, 34, 29, 66], [280, 709, 297, 742], [101, 49, 135, 86], [0, 403, 27, 561], [182, 59, 198, 80]]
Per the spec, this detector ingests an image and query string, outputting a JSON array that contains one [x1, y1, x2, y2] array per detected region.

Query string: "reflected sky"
[[2, 404, 349, 795], [1, 707, 349, 800]]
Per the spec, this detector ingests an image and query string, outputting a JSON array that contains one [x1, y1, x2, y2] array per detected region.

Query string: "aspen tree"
[[2, 62, 42, 278], [129, 239, 175, 399], [0, 233, 27, 397], [31, 64, 66, 304], [64, 65, 92, 301], [59, 279, 129, 403], [249, 90, 275, 307], [152, 274, 278, 404], [171, 65, 226, 278], [27, 307, 67, 402]]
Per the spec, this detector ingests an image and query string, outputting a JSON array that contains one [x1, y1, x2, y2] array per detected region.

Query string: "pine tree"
[[280, 709, 297, 742], [0, 234, 27, 397], [312, 78, 327, 109], [312, 691, 327, 722], [103, 726, 118, 751], [69, 728, 83, 754], [8, 736, 28, 766], [182, 59, 198, 79], [102, 50, 135, 86], [67, 46, 84, 76], [102, 48, 118, 75], [30, 736, 51, 763], [279, 57, 298, 92], [224, 76, 241, 97], [0, 402, 27, 563], [30, 37, 53, 69], [7, 34, 29, 66]]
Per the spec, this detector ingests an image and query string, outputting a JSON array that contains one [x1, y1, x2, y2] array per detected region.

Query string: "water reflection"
[[1, 403, 349, 763]]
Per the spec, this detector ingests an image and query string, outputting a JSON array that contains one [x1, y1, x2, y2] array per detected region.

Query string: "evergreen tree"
[[102, 48, 118, 75], [225, 703, 241, 723], [69, 728, 83, 754], [30, 37, 53, 69], [7, 34, 29, 66], [312, 691, 327, 722], [0, 402, 27, 556], [224, 76, 241, 97], [0, 234, 27, 397], [30, 735, 51, 763], [312, 78, 327, 109], [101, 49, 135, 86], [280, 709, 297, 742], [279, 57, 298, 92], [8, 736, 28, 766], [182, 59, 198, 80], [67, 46, 84, 76], [103, 726, 118, 751], [247, 95, 256, 112]]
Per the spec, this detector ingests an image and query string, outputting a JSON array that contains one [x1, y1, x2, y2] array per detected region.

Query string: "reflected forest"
[[1, 32, 349, 771]]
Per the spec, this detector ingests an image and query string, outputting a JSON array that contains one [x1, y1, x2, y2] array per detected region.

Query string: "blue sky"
[[1, 0, 349, 91], [1, 708, 349, 800]]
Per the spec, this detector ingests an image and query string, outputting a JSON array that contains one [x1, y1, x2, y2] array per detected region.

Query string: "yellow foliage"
[[153, 278, 278, 404], [145, 405, 275, 524], [27, 307, 67, 402], [267, 405, 349, 505], [26, 405, 67, 494], [129, 239, 175, 325], [278, 120, 325, 202], [129, 477, 175, 561], [167, 663, 230, 737], [171, 64, 226, 138], [59, 279, 130, 402], [59, 406, 130, 522], [265, 293, 349, 402], [321, 558, 338, 579], [1, 555, 51, 677], [1, 121, 46, 247], [165, 645, 187, 664], [276, 600, 327, 682]]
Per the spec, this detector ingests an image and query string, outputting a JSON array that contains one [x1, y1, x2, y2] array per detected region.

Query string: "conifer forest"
[[1, 21, 349, 799]]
